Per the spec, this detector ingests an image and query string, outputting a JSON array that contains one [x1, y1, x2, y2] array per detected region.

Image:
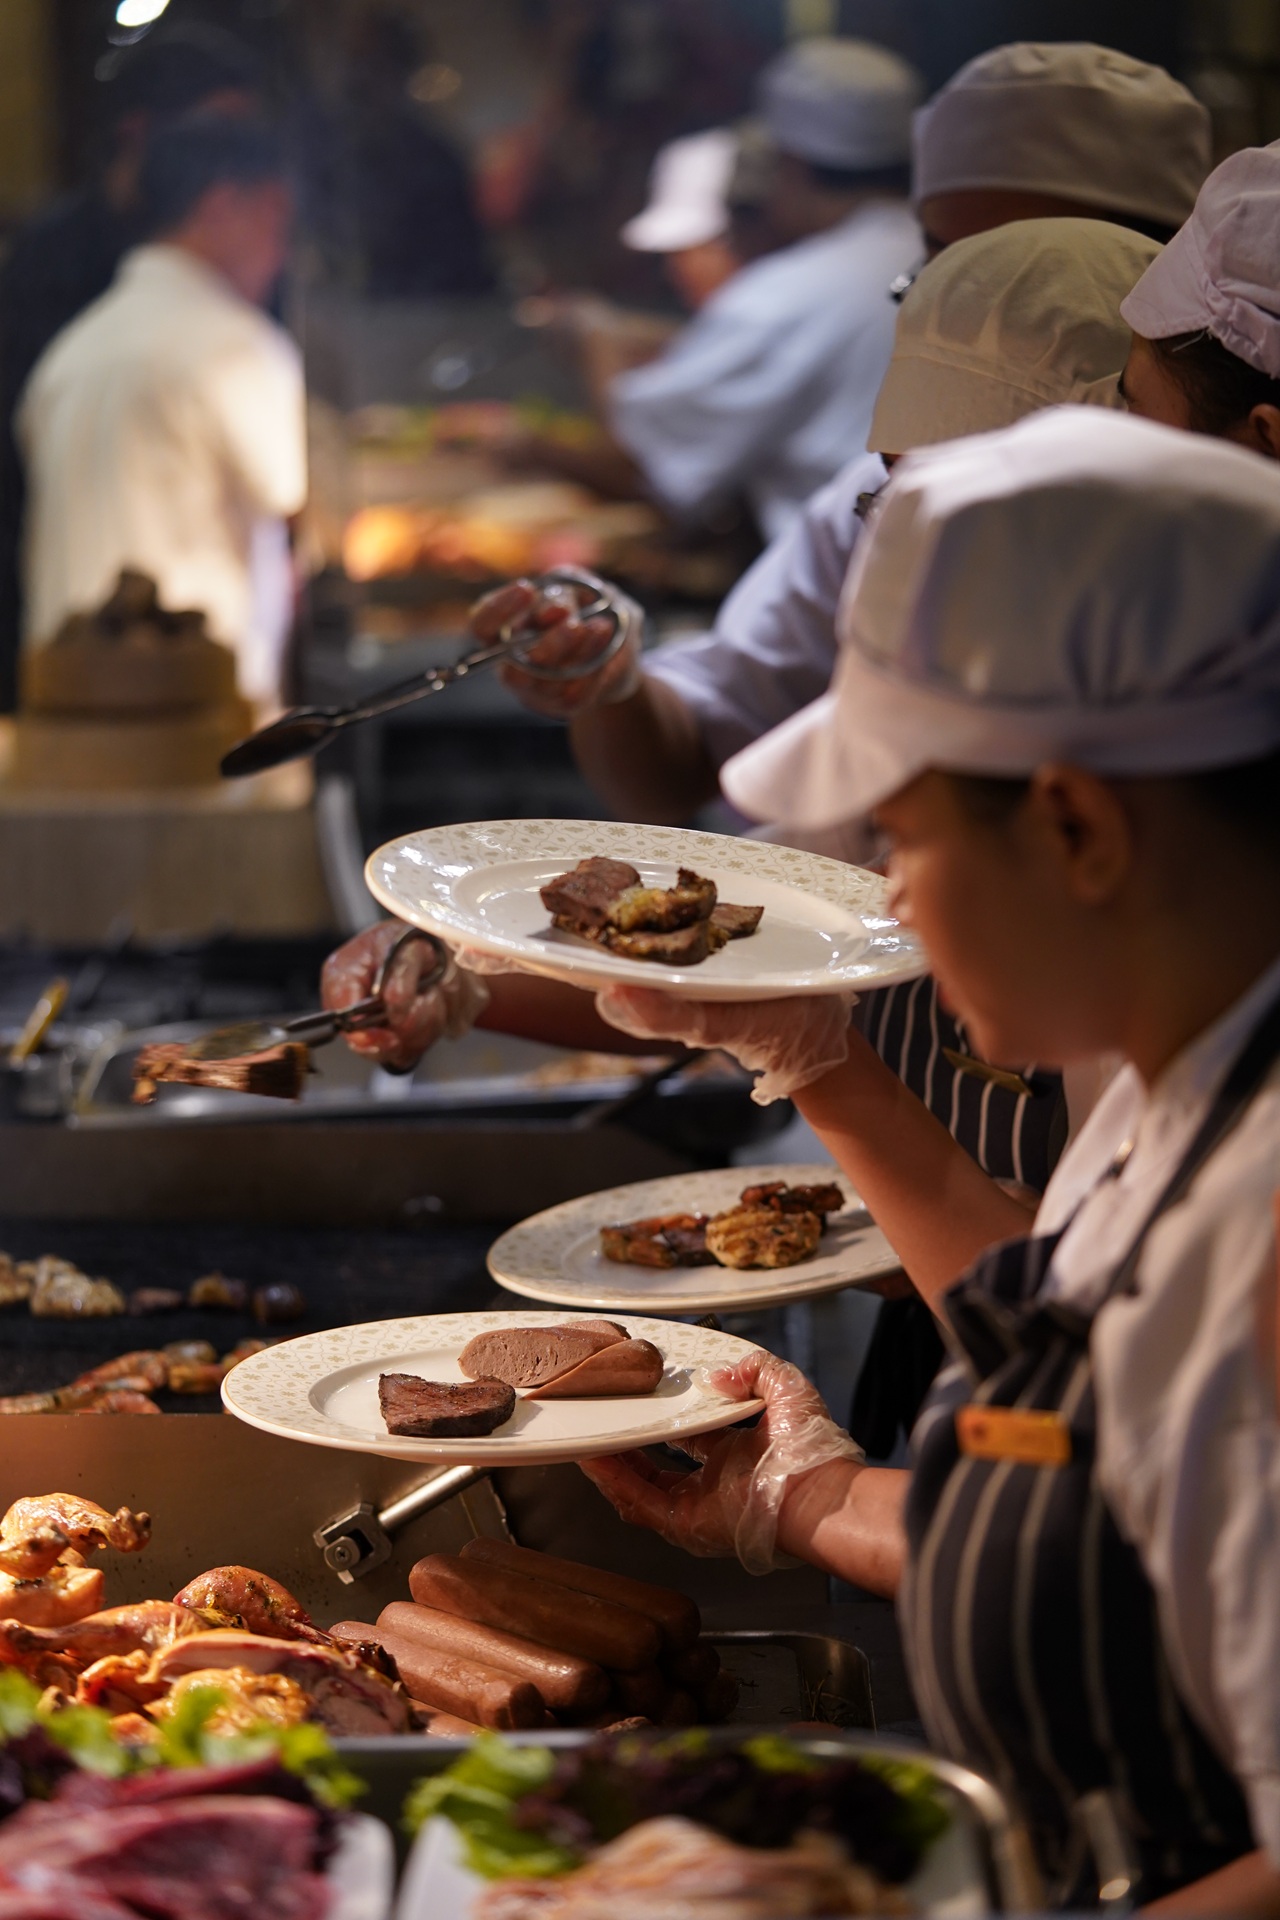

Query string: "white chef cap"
[[913, 43, 1210, 232], [757, 38, 924, 171], [622, 129, 736, 254], [1120, 143, 1280, 378], [722, 409, 1280, 830], [869, 217, 1159, 453]]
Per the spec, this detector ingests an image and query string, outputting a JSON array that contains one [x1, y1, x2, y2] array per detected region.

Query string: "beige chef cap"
[[913, 43, 1210, 232], [758, 37, 924, 170], [869, 217, 1161, 454]]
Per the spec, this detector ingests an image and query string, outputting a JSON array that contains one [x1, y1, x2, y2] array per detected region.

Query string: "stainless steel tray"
[[336, 1729, 1039, 1912]]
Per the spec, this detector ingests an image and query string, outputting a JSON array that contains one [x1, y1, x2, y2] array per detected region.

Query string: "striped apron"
[[901, 993, 1280, 1901], [851, 978, 1066, 1456]]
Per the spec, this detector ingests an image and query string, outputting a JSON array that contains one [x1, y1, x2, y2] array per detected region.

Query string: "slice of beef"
[[659, 1219, 714, 1264], [711, 902, 764, 939], [600, 1215, 711, 1268], [458, 1325, 623, 1388], [600, 920, 714, 965], [378, 1373, 515, 1438], [540, 858, 641, 931], [525, 1338, 664, 1399], [132, 1042, 308, 1105]]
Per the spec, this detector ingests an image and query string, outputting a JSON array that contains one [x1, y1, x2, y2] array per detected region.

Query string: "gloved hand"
[[472, 572, 643, 720], [320, 922, 490, 1073], [580, 1351, 863, 1575], [595, 985, 855, 1105]]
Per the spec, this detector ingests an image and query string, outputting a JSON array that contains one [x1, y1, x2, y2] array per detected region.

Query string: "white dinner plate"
[[487, 1164, 902, 1314], [365, 820, 923, 1001], [221, 1310, 764, 1467]]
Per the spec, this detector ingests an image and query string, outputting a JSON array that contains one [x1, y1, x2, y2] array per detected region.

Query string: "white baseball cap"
[[913, 43, 1210, 232], [869, 217, 1158, 453], [621, 129, 736, 254], [722, 408, 1280, 830], [1121, 142, 1280, 377], [758, 37, 924, 171]]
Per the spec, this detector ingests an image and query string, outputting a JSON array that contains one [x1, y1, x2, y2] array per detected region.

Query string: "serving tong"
[[181, 926, 448, 1063], [220, 570, 626, 778]]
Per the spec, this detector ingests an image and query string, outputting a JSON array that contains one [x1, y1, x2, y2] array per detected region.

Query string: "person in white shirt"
[[608, 37, 923, 545], [580, 409, 1280, 1913], [19, 115, 305, 706]]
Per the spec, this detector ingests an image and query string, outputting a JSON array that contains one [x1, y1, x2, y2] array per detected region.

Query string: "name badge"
[[956, 1404, 1072, 1467]]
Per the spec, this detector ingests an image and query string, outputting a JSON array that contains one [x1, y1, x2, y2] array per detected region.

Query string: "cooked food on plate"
[[404, 1730, 950, 1915], [456, 1321, 665, 1400], [541, 858, 762, 967], [602, 1181, 845, 1272], [379, 1374, 518, 1439]]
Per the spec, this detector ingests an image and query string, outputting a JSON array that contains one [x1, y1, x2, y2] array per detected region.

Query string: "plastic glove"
[[320, 922, 490, 1073], [472, 572, 643, 719], [580, 1351, 863, 1575], [595, 984, 855, 1105]]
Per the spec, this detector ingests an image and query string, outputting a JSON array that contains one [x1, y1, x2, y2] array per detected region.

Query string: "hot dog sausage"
[[328, 1615, 545, 1729], [610, 1666, 671, 1721], [460, 1538, 700, 1652], [409, 1552, 659, 1672], [377, 1600, 608, 1716], [663, 1642, 720, 1691]]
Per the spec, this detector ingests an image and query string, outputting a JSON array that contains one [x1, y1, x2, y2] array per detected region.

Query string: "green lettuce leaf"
[[403, 1737, 578, 1880]]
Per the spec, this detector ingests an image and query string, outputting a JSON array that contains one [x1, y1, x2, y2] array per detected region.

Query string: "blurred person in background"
[[18, 118, 305, 709], [0, 25, 263, 713], [499, 38, 923, 539], [616, 38, 924, 540], [312, 3, 493, 299]]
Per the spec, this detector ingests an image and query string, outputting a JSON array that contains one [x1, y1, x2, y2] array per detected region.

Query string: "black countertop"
[[0, 1217, 503, 1409]]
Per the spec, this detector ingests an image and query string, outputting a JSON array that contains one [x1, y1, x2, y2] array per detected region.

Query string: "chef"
[[582, 408, 1280, 1911], [495, 43, 1210, 826], [606, 37, 924, 542], [1120, 142, 1280, 458], [18, 116, 305, 708]]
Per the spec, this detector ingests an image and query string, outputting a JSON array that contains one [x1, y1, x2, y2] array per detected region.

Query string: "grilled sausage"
[[376, 1600, 608, 1716], [327, 1615, 544, 1730], [610, 1666, 671, 1720], [663, 1641, 721, 1691], [460, 1538, 700, 1652], [409, 1552, 659, 1672]]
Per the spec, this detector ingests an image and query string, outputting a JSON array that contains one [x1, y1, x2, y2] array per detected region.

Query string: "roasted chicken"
[[0, 1496, 151, 1628], [173, 1566, 333, 1646], [143, 1629, 412, 1734]]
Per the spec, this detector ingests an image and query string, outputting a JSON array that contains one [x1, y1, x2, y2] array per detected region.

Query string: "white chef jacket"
[[610, 203, 915, 542], [1034, 953, 1280, 1862], [19, 244, 307, 704], [644, 450, 884, 768]]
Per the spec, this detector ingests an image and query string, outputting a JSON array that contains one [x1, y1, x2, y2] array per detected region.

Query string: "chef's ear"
[[1243, 404, 1280, 462], [1025, 764, 1134, 907]]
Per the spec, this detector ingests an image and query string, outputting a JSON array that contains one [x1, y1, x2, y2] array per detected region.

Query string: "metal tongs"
[[180, 927, 448, 1063], [220, 570, 626, 778]]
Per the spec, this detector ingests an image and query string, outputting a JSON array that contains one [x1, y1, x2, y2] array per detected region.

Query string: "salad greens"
[[404, 1731, 952, 1885], [0, 1668, 363, 1810], [404, 1737, 579, 1879]]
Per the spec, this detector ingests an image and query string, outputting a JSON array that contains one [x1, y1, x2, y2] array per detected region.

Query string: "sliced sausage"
[[376, 1600, 608, 1716], [409, 1552, 659, 1672], [327, 1614, 544, 1730], [460, 1538, 700, 1652]]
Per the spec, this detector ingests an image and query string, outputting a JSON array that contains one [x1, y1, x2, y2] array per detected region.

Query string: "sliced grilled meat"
[[540, 857, 640, 930], [704, 1205, 823, 1270], [711, 902, 765, 939], [378, 1373, 516, 1438]]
